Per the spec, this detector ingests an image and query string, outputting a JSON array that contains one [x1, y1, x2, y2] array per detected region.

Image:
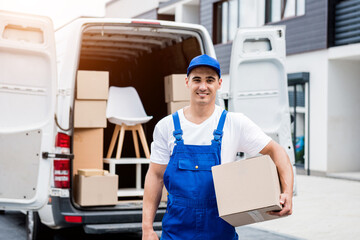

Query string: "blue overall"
[[161, 110, 238, 240]]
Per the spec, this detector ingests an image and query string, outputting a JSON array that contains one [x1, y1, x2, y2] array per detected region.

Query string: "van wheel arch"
[[26, 211, 52, 240]]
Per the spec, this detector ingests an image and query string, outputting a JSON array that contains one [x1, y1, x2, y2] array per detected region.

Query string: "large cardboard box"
[[74, 100, 107, 128], [167, 101, 190, 114], [74, 172, 118, 206], [76, 70, 109, 100], [164, 74, 190, 102], [212, 155, 283, 227], [73, 128, 104, 176]]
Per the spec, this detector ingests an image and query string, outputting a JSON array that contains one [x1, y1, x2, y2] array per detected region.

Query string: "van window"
[[2, 24, 44, 44]]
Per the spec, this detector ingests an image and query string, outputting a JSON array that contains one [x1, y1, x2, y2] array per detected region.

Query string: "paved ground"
[[236, 226, 303, 240], [1, 174, 359, 240], [0, 210, 299, 240], [249, 175, 360, 240]]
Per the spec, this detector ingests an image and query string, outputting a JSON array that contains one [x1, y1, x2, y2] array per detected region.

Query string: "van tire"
[[26, 211, 51, 240]]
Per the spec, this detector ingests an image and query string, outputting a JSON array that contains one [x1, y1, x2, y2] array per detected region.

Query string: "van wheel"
[[26, 211, 50, 240]]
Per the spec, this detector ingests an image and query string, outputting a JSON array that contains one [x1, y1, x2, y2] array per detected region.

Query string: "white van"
[[0, 10, 295, 239]]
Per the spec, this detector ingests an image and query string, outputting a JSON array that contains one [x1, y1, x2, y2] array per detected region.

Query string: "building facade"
[[106, 0, 360, 176]]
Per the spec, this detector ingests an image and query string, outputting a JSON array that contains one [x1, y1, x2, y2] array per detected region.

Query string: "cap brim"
[[187, 64, 220, 77]]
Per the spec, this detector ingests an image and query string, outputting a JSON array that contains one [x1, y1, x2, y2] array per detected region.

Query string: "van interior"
[[74, 23, 202, 208]]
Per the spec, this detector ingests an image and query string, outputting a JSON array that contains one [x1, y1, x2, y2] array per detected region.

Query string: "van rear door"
[[0, 11, 57, 210], [228, 26, 295, 163]]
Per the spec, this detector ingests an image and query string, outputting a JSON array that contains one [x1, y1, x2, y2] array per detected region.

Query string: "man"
[[142, 54, 293, 240]]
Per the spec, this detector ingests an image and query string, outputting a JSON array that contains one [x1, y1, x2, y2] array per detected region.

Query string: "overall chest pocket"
[[178, 153, 217, 171]]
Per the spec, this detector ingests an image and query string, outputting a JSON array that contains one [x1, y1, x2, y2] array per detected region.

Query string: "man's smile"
[[197, 92, 209, 97]]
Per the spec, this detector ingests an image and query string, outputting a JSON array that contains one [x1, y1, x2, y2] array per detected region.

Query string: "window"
[[265, 0, 305, 23], [213, 0, 255, 44]]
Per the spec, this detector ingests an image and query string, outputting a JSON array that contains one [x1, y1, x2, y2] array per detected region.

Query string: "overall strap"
[[212, 110, 228, 143], [172, 111, 183, 143]]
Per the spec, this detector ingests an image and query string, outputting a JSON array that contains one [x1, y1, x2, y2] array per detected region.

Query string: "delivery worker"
[[142, 54, 293, 240]]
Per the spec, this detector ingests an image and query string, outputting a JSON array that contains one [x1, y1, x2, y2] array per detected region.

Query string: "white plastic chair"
[[106, 86, 153, 159]]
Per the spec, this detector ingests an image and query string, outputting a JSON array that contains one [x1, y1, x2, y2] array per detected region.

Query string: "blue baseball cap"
[[187, 54, 221, 78]]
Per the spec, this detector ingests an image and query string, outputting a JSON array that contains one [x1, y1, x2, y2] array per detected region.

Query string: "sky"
[[0, 0, 109, 29]]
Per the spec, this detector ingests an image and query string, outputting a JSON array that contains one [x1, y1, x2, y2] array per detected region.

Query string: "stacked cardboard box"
[[73, 128, 104, 176], [212, 155, 284, 227], [73, 70, 109, 176], [74, 169, 118, 206], [74, 70, 109, 128], [164, 74, 190, 114]]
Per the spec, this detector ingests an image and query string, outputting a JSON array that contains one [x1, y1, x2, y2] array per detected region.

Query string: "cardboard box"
[[74, 173, 118, 206], [167, 101, 190, 114], [76, 70, 109, 100], [73, 128, 104, 176], [74, 100, 107, 128], [77, 169, 108, 177], [164, 74, 190, 102], [212, 155, 283, 227]]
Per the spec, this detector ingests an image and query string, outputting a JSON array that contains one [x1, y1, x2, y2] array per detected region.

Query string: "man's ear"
[[218, 78, 223, 89], [185, 77, 189, 88]]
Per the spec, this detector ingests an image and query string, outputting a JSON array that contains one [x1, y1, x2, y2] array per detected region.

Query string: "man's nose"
[[199, 81, 207, 90]]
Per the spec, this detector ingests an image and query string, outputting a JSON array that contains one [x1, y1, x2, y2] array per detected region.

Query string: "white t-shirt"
[[150, 105, 271, 165]]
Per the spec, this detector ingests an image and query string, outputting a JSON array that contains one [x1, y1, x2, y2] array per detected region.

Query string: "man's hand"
[[268, 192, 293, 216], [142, 229, 159, 240], [260, 140, 294, 217]]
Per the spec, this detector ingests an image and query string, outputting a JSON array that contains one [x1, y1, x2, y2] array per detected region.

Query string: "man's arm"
[[142, 162, 167, 240], [260, 140, 294, 216]]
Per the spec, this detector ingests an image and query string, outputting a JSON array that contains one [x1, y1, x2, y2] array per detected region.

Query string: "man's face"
[[186, 66, 222, 106]]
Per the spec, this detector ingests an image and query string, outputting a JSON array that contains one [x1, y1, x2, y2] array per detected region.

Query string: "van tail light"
[[54, 159, 70, 188], [55, 133, 70, 148], [54, 132, 71, 189], [64, 215, 82, 223]]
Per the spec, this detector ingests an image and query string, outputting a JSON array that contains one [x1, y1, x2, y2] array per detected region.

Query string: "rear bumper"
[[84, 222, 162, 234], [50, 196, 165, 233]]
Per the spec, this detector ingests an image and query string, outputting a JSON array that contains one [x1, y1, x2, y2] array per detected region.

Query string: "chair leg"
[[132, 129, 140, 158], [106, 125, 120, 158], [138, 124, 150, 159], [116, 125, 126, 159]]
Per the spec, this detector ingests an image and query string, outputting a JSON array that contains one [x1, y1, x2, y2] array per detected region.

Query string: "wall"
[[286, 50, 329, 172], [200, 0, 329, 68], [106, 0, 159, 18], [135, 9, 158, 19], [327, 60, 360, 172], [271, 0, 328, 55], [214, 44, 232, 74], [182, 4, 200, 24], [200, 0, 267, 74]]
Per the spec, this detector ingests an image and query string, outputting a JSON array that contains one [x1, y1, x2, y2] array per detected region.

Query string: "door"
[[228, 26, 295, 164], [0, 11, 57, 210]]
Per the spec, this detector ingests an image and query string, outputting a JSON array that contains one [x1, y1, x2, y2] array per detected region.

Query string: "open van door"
[[228, 26, 295, 165], [0, 11, 57, 210]]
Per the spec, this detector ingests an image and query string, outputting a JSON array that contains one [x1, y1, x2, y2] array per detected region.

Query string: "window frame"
[[213, 0, 241, 44], [265, 0, 306, 24]]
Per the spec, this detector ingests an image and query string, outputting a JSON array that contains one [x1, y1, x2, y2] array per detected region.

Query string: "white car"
[[0, 10, 296, 240]]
